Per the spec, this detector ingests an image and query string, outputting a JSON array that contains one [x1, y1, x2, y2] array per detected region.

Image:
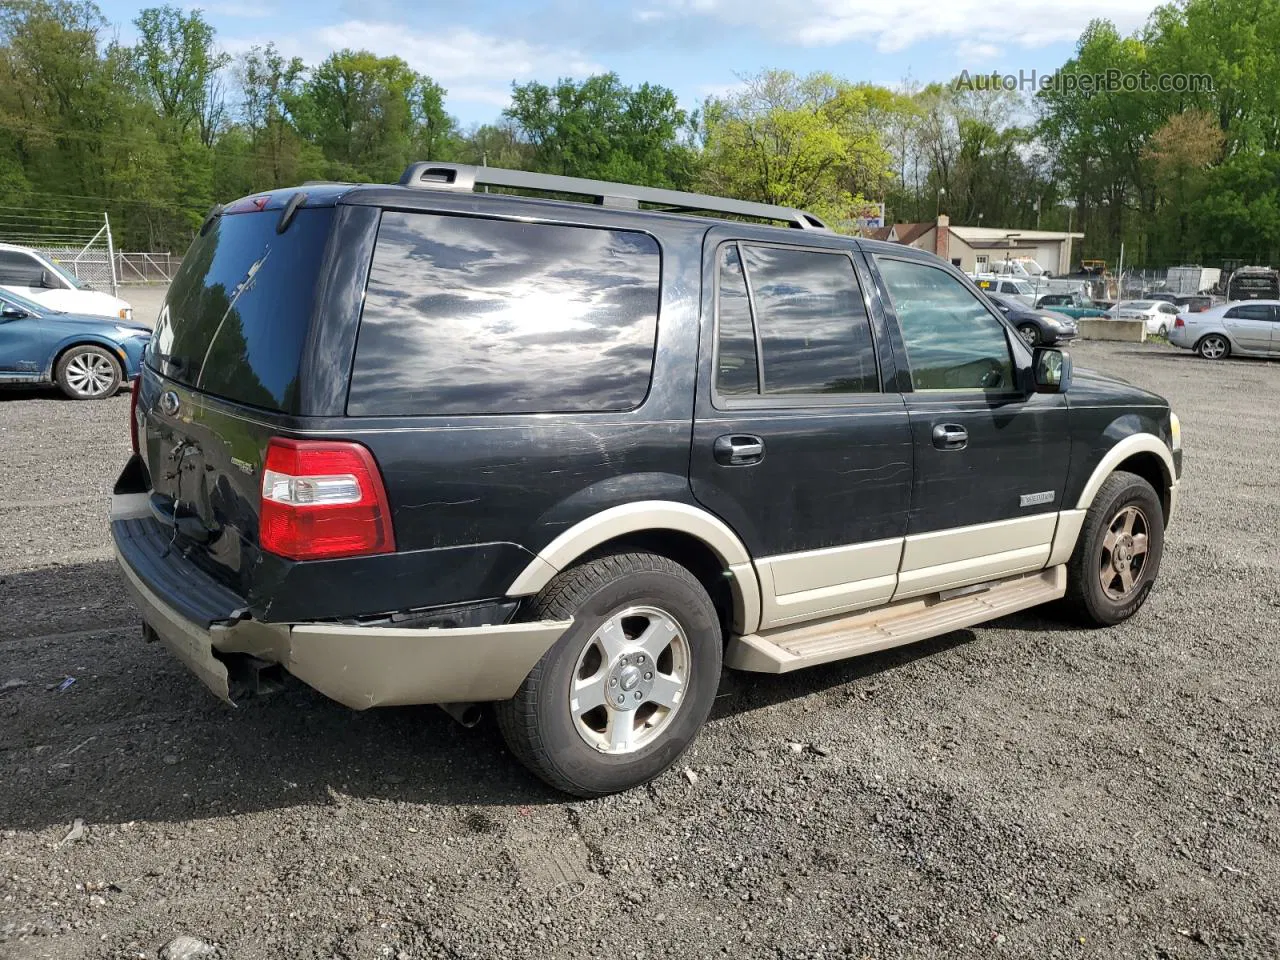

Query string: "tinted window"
[[740, 245, 877, 395], [0, 250, 44, 285], [876, 257, 1015, 391], [1226, 304, 1273, 321], [148, 207, 335, 412], [348, 212, 659, 416], [714, 245, 759, 396]]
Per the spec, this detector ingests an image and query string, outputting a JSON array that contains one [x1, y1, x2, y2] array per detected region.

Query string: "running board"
[[725, 566, 1066, 674]]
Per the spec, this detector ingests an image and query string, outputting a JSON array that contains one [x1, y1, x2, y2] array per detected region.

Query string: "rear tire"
[[496, 551, 722, 797], [1063, 471, 1164, 626], [55, 345, 121, 399], [1196, 334, 1229, 360], [1156, 323, 1169, 338]]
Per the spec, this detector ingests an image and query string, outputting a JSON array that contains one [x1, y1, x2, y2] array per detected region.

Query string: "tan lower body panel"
[[725, 565, 1066, 674]]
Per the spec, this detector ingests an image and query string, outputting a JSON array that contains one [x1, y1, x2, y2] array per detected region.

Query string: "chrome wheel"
[[65, 351, 116, 397], [1099, 505, 1150, 601], [1198, 335, 1228, 359], [569, 604, 690, 755]]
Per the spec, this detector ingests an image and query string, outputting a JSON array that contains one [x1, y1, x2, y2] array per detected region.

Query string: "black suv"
[[111, 163, 1183, 796]]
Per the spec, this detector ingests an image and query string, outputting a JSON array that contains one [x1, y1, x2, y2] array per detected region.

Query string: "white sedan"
[[1109, 300, 1181, 336]]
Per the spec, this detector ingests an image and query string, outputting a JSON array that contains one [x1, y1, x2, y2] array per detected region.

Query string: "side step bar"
[[725, 566, 1066, 673]]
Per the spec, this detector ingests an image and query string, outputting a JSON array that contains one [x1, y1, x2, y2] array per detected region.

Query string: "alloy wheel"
[[569, 605, 690, 754], [65, 351, 117, 397], [1098, 505, 1150, 601]]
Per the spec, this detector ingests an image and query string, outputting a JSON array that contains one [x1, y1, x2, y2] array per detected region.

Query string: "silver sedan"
[[1167, 300, 1280, 359]]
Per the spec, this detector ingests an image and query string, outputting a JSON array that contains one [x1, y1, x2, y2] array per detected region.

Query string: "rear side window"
[[149, 207, 335, 412], [713, 242, 878, 398], [1225, 304, 1273, 321], [348, 213, 660, 416]]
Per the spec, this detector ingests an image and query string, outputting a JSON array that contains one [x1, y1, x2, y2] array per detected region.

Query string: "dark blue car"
[[0, 288, 150, 399]]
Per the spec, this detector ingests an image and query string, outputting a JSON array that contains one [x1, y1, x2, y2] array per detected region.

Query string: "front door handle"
[[713, 434, 765, 466], [932, 423, 968, 451]]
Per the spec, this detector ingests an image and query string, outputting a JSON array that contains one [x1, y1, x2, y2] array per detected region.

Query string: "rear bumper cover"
[[111, 493, 571, 709]]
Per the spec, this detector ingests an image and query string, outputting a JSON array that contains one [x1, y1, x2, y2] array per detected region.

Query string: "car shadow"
[[0, 560, 1060, 831]]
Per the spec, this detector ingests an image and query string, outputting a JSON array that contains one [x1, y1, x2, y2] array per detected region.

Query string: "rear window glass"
[[347, 212, 660, 416], [148, 207, 334, 412]]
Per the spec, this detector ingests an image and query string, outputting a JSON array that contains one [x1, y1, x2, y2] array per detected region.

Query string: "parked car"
[[1168, 300, 1280, 359], [974, 275, 1037, 307], [1035, 291, 1112, 319], [0, 288, 149, 398], [110, 163, 1182, 797], [1146, 292, 1180, 305], [985, 291, 1078, 346], [1173, 295, 1213, 313], [1109, 300, 1181, 336], [0, 242, 133, 320]]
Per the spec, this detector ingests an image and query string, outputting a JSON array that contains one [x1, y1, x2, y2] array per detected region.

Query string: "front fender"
[[45, 333, 143, 379]]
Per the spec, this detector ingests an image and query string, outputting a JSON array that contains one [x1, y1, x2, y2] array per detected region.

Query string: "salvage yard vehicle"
[[0, 242, 134, 320], [0, 288, 149, 398], [1034, 290, 1112, 319], [110, 164, 1183, 797], [984, 292, 1078, 346], [1109, 300, 1181, 337], [1168, 300, 1280, 359]]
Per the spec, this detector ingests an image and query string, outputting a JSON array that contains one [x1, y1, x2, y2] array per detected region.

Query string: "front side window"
[[875, 256, 1016, 392], [349, 213, 660, 416], [713, 242, 878, 398]]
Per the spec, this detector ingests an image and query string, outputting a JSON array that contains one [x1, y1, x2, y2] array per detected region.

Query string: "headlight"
[[1170, 412, 1181, 452], [1039, 314, 1062, 327]]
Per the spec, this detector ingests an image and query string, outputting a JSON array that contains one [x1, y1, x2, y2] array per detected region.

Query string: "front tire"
[[1196, 334, 1229, 360], [1017, 323, 1041, 346], [1063, 471, 1164, 626], [55, 345, 122, 399], [496, 551, 722, 797]]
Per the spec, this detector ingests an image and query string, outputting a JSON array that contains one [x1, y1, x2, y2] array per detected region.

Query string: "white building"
[[870, 216, 1085, 276]]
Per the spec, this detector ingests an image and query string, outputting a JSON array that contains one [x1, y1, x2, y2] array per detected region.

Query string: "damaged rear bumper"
[[111, 493, 571, 709]]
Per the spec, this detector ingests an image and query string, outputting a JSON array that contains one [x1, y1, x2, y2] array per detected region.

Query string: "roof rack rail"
[[397, 162, 829, 231]]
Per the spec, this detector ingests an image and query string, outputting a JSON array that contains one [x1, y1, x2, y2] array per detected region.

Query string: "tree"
[[131, 6, 228, 142], [506, 73, 695, 187], [699, 70, 897, 224]]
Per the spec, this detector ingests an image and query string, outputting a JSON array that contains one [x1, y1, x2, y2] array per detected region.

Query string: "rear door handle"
[[713, 434, 765, 466], [932, 423, 968, 450]]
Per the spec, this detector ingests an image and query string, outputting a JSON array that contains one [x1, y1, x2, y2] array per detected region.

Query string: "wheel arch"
[[506, 501, 762, 636], [47, 336, 127, 381], [1075, 433, 1175, 523]]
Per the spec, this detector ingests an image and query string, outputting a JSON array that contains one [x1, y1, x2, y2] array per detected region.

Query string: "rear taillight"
[[259, 438, 396, 560], [129, 376, 141, 454], [1174, 317, 1185, 329]]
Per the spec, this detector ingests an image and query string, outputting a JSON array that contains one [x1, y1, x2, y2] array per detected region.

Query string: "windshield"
[[1010, 280, 1034, 295], [42, 258, 85, 289]]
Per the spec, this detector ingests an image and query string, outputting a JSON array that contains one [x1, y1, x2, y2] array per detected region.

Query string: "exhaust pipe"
[[438, 702, 483, 728]]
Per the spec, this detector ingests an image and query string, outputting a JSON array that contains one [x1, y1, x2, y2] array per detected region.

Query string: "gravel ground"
[[1, 341, 1278, 960]]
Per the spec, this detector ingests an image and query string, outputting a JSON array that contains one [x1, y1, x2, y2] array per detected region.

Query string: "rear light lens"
[[129, 376, 141, 454], [1174, 316, 1185, 329], [259, 438, 396, 560]]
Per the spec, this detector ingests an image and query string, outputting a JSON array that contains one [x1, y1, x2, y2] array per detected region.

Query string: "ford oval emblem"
[[159, 391, 180, 417]]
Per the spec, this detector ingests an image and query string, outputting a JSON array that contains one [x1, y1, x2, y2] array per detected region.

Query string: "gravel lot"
[[2, 341, 1278, 960]]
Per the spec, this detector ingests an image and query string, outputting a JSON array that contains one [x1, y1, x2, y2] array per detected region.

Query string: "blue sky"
[[97, 0, 1164, 126]]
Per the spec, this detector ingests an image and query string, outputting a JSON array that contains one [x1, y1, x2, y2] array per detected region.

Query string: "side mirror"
[[1033, 347, 1072, 394], [39, 269, 61, 289], [0, 305, 27, 320]]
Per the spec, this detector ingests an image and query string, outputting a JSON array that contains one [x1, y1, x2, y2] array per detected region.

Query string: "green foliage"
[[505, 73, 695, 187]]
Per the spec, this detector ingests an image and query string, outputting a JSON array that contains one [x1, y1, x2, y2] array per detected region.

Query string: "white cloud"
[[226, 22, 603, 107], [955, 39, 1001, 62], [653, 0, 1157, 52]]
